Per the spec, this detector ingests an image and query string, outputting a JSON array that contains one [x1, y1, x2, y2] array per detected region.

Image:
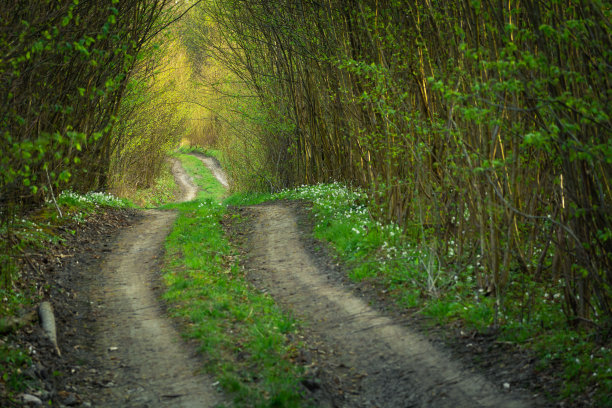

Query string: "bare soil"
[[228, 201, 553, 408], [62, 159, 225, 407]]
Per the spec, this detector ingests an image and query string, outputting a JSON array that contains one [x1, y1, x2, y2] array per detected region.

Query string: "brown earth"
[[57, 159, 225, 407], [1, 158, 226, 407]]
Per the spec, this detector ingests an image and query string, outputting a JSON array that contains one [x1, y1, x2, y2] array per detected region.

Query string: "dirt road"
[[87, 212, 223, 407], [191, 152, 229, 188], [238, 201, 544, 408], [44, 156, 544, 408], [65, 158, 225, 407]]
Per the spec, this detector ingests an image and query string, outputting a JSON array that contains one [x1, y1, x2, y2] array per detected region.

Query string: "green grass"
[[202, 148, 225, 162], [176, 145, 207, 155], [161, 155, 307, 407], [1, 189, 134, 283], [224, 192, 274, 207], [56, 190, 134, 219], [0, 345, 32, 394], [172, 153, 227, 202], [176, 145, 226, 163]]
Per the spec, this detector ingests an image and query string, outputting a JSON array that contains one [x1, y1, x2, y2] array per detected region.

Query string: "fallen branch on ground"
[[38, 301, 61, 356]]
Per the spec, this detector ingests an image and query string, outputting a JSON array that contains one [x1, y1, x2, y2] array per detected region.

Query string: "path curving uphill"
[[190, 152, 229, 188], [172, 157, 198, 201]]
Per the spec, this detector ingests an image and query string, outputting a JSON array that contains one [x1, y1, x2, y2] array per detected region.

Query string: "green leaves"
[[1, 0, 178, 298], [58, 170, 71, 183], [523, 131, 549, 150]]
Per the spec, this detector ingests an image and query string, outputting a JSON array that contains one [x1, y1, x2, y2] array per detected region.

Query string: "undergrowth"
[[115, 159, 178, 208], [1, 189, 134, 289], [161, 154, 306, 407]]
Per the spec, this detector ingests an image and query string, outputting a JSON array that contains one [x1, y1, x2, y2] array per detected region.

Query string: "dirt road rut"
[[243, 202, 537, 408], [82, 159, 224, 407]]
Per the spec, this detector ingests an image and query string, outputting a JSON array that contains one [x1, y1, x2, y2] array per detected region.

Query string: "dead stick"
[[45, 168, 62, 218], [38, 301, 61, 356]]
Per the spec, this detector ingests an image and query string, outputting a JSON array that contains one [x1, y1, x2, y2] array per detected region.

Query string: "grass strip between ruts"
[[161, 154, 306, 407]]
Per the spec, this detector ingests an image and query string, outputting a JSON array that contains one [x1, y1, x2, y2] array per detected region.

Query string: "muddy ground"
[[2, 157, 570, 407]]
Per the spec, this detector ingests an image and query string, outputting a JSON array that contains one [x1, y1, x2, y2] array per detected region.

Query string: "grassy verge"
[[273, 182, 612, 406], [161, 154, 306, 407]]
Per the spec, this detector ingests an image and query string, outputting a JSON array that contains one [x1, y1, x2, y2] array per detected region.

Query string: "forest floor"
[[8, 157, 555, 407]]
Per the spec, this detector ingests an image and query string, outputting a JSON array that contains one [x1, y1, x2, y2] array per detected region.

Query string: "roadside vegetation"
[[120, 160, 178, 208], [274, 183, 612, 406], [176, 145, 225, 162], [1, 4, 200, 398], [181, 1, 612, 342], [1, 0, 196, 290], [163, 154, 611, 406], [0, 190, 134, 403]]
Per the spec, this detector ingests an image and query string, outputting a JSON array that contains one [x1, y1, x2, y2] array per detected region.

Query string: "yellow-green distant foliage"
[[179, 10, 280, 192], [109, 29, 192, 196]]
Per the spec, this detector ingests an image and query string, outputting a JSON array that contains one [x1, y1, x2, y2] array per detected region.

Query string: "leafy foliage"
[[183, 0, 612, 338], [0, 0, 180, 288], [108, 27, 193, 197]]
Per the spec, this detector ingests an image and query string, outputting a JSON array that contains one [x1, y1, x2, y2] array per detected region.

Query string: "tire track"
[[84, 160, 225, 407], [244, 202, 540, 408]]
